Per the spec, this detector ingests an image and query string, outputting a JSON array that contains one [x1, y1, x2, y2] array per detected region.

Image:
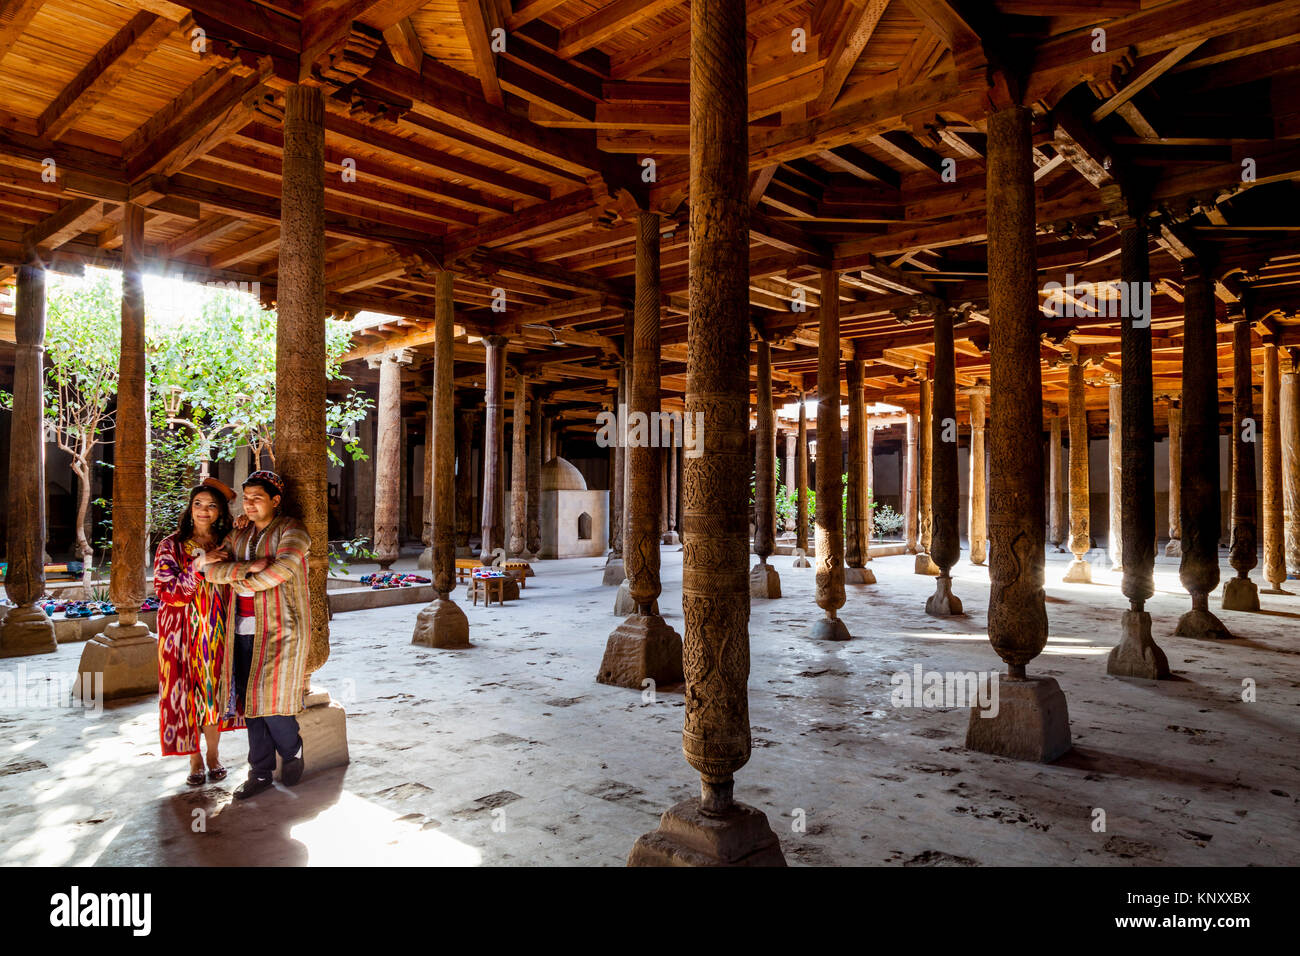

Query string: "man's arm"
[[205, 523, 309, 592]]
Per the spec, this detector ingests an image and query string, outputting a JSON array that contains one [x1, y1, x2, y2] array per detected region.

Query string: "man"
[[203, 470, 312, 799]]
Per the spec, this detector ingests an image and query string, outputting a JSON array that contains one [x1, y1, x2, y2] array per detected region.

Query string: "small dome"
[[542, 456, 587, 491]]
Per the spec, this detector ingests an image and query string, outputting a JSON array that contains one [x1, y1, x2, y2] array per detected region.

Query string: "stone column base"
[[417, 547, 433, 570], [1063, 558, 1092, 583], [1107, 609, 1170, 680], [1221, 576, 1260, 612], [925, 575, 963, 616], [1165, 538, 1182, 557], [749, 563, 782, 598], [845, 566, 876, 585], [597, 613, 683, 688], [75, 621, 157, 701], [0, 603, 57, 658], [791, 552, 812, 568], [1173, 607, 1235, 639], [412, 597, 471, 648], [1261, 584, 1292, 595], [274, 687, 349, 781], [662, 532, 680, 545], [601, 557, 625, 586], [614, 579, 658, 616], [811, 615, 851, 641], [965, 675, 1071, 763], [628, 798, 786, 867], [914, 552, 940, 575]]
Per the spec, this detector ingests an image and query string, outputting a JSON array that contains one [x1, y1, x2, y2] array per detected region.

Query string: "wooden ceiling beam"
[[0, 0, 43, 67], [556, 0, 681, 59], [813, 0, 890, 115]]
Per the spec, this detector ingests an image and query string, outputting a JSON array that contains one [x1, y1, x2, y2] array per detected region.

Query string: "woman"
[[154, 478, 245, 786]]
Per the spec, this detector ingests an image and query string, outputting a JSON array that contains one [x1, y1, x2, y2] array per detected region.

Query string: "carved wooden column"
[[968, 390, 988, 566], [1107, 214, 1169, 678], [371, 348, 410, 569], [1108, 381, 1123, 572], [1174, 264, 1232, 639], [480, 335, 517, 598], [665, 426, 680, 545], [813, 268, 850, 639], [630, 0, 784, 865], [418, 370, 434, 570], [1048, 408, 1065, 551], [750, 338, 781, 597], [354, 394, 376, 542], [78, 205, 155, 698], [844, 357, 873, 584], [1222, 305, 1260, 611], [1, 264, 56, 657], [603, 373, 626, 584], [1262, 342, 1287, 593], [904, 412, 918, 552], [1063, 359, 1092, 583], [793, 398, 811, 567], [927, 307, 962, 613], [455, 407, 474, 556], [1283, 360, 1300, 577], [660, 434, 670, 542], [914, 374, 938, 574], [864, 418, 875, 564], [1166, 399, 1182, 556], [783, 429, 797, 531], [966, 105, 1069, 762], [600, 209, 680, 685], [509, 370, 528, 556], [414, 270, 469, 648], [527, 392, 542, 559]]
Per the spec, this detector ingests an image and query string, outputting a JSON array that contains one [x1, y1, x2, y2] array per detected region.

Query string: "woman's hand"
[[194, 548, 229, 570], [233, 514, 250, 531]]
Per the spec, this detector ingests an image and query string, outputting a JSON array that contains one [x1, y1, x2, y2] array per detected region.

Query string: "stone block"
[[1173, 607, 1235, 640], [1221, 576, 1260, 612], [275, 689, 349, 781], [411, 597, 471, 648], [601, 557, 625, 587], [1107, 609, 1170, 680], [74, 622, 157, 701], [628, 798, 786, 867], [965, 675, 1071, 763], [845, 566, 876, 585], [749, 563, 781, 598], [597, 613, 682, 688], [914, 553, 940, 575], [1062, 559, 1092, 583], [811, 616, 851, 641], [925, 575, 963, 616], [0, 604, 57, 658]]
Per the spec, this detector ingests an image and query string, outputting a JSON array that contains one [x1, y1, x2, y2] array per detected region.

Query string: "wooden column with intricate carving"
[[1064, 359, 1092, 582], [927, 307, 961, 614], [1108, 215, 1169, 678], [371, 349, 410, 569], [1174, 264, 1232, 639], [630, 0, 784, 865], [845, 357, 873, 584], [455, 407, 474, 556], [78, 204, 157, 698], [784, 429, 797, 531], [1166, 400, 1182, 556], [600, 210, 681, 685], [1048, 408, 1065, 551], [914, 374, 937, 574], [480, 335, 508, 566], [1262, 342, 1287, 592], [1, 264, 56, 657], [904, 412, 918, 552], [527, 392, 542, 558], [814, 269, 850, 639], [794, 398, 811, 567], [603, 372, 626, 584], [1282, 362, 1300, 577], [968, 391, 988, 566], [1223, 305, 1260, 611], [966, 105, 1069, 762], [750, 338, 781, 597], [414, 270, 470, 648], [1108, 382, 1123, 572], [509, 370, 528, 556]]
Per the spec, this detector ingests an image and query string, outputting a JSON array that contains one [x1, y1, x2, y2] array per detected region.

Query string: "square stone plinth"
[[75, 623, 157, 701], [274, 689, 349, 781], [628, 798, 787, 867], [965, 675, 1071, 763], [597, 614, 682, 689]]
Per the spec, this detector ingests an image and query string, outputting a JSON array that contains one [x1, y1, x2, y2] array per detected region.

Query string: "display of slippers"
[[358, 572, 431, 590]]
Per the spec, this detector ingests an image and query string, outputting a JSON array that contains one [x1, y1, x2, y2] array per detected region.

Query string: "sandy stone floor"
[[1, 545, 1297, 867]]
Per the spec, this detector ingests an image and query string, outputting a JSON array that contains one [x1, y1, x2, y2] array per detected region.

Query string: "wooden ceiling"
[[2, 0, 1300, 439]]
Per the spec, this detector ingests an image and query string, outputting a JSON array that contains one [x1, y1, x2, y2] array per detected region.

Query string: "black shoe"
[[280, 755, 304, 787], [233, 776, 274, 800]]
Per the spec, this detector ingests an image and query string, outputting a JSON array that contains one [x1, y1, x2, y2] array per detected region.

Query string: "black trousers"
[[235, 631, 301, 781]]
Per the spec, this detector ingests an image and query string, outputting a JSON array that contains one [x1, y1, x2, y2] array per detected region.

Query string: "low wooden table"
[[455, 558, 533, 588], [471, 575, 507, 606]]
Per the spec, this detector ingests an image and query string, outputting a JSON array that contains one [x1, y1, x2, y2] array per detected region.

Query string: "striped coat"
[[205, 516, 312, 718]]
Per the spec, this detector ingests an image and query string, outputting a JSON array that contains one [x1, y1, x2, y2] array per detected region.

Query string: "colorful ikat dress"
[[154, 534, 244, 756]]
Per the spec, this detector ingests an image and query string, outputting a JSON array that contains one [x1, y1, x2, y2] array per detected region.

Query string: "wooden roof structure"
[[2, 0, 1300, 439]]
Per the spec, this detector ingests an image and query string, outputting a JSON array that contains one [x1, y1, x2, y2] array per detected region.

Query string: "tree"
[[44, 270, 122, 570]]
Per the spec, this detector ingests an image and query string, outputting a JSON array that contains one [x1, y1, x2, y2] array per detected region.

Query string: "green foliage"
[[329, 535, 376, 576], [0, 389, 11, 410], [873, 502, 905, 539]]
